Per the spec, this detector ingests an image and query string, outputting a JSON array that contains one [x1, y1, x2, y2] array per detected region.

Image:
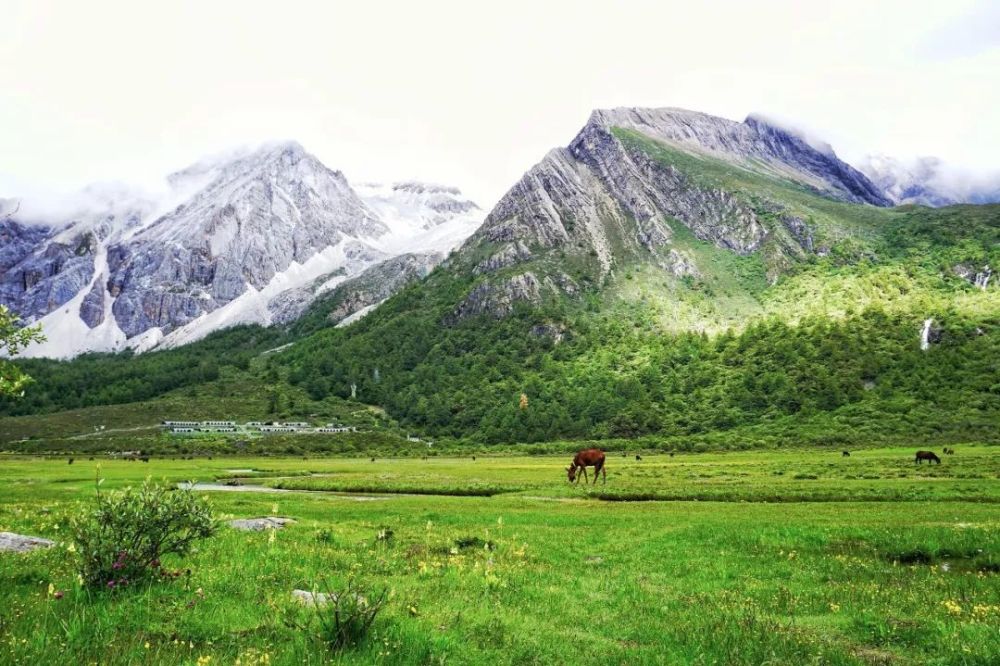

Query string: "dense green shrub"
[[71, 480, 217, 588]]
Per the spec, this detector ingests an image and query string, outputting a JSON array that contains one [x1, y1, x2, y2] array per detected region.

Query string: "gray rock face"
[[0, 220, 49, 275], [470, 110, 797, 278], [2, 142, 481, 356], [473, 242, 533, 275], [450, 272, 552, 321], [321, 252, 440, 325], [451, 106, 884, 320], [391, 182, 480, 221], [589, 108, 891, 206], [571, 120, 769, 255], [0, 228, 97, 320], [107, 143, 387, 338], [269, 251, 441, 327], [0, 532, 55, 552], [78, 280, 106, 328]]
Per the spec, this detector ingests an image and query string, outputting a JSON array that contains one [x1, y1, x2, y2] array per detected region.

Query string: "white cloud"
[[0, 0, 997, 209], [917, 0, 1000, 60]]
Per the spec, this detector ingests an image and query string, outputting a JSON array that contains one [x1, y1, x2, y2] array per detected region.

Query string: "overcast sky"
[[1, 0, 998, 208]]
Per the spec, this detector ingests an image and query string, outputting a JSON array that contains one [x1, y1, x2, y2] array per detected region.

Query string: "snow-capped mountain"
[[856, 154, 1000, 207], [0, 142, 481, 357]]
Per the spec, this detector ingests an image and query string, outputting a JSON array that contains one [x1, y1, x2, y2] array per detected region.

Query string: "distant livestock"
[[915, 450, 941, 465], [943, 447, 955, 455], [567, 448, 606, 485], [635, 455, 642, 461], [842, 451, 850, 457]]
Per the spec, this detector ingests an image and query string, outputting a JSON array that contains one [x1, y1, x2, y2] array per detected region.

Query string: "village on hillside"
[[162, 420, 358, 435]]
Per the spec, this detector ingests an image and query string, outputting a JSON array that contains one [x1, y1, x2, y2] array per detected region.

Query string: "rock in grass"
[[228, 517, 296, 531], [291, 589, 333, 606], [0, 532, 55, 553]]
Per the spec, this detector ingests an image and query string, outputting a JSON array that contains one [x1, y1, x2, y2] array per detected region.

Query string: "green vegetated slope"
[[274, 130, 1000, 445], [3, 127, 999, 449]]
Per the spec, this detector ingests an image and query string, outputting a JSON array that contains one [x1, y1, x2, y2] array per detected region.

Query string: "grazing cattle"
[[915, 450, 941, 465], [842, 451, 851, 457], [635, 455, 642, 461], [472, 456, 476, 461], [567, 448, 606, 485], [370, 457, 376, 462], [67, 458, 74, 465], [669, 452, 675, 458], [943, 447, 955, 455]]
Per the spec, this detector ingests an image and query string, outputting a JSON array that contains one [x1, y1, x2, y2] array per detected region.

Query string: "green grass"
[[1, 447, 998, 664]]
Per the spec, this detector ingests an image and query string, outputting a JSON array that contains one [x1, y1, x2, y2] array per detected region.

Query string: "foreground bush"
[[72, 480, 216, 588], [287, 579, 389, 651]]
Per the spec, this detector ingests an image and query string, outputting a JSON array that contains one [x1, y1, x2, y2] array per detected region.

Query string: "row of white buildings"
[[162, 420, 357, 435]]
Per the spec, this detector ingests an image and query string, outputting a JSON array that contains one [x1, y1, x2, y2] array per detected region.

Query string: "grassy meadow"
[[1, 447, 998, 665]]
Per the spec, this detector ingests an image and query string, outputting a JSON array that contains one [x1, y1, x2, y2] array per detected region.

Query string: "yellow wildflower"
[[942, 600, 962, 616]]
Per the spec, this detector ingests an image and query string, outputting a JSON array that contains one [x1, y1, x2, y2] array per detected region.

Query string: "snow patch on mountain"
[[4, 143, 482, 357], [156, 239, 386, 349], [354, 181, 481, 255]]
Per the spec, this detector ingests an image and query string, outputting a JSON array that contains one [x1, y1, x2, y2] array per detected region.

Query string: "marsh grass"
[[1, 447, 998, 664]]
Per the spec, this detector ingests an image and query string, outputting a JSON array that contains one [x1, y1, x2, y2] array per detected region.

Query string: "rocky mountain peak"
[[4, 143, 479, 357], [583, 107, 890, 206]]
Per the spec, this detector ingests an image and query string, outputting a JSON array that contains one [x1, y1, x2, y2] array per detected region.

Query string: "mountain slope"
[[0, 144, 481, 357], [3, 107, 998, 449], [272, 107, 998, 444], [443, 107, 894, 326]]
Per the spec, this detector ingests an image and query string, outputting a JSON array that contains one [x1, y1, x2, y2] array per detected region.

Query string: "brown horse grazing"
[[567, 448, 606, 484], [915, 450, 941, 465]]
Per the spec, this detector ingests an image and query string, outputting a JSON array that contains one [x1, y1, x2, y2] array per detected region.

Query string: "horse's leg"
[[602, 463, 607, 484], [582, 468, 589, 484]]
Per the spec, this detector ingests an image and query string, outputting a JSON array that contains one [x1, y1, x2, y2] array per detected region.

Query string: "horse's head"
[[566, 464, 577, 482]]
